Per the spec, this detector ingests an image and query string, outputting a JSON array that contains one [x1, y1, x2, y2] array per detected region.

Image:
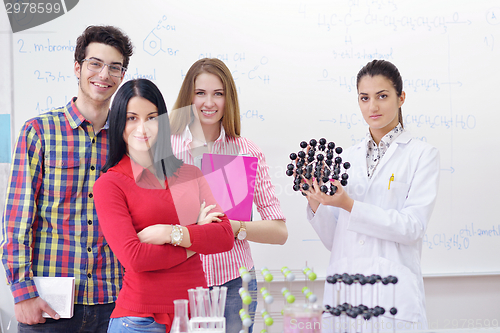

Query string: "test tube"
[[196, 287, 207, 328], [218, 286, 228, 319], [188, 288, 197, 317], [188, 288, 198, 329], [203, 288, 212, 318], [210, 287, 220, 317]]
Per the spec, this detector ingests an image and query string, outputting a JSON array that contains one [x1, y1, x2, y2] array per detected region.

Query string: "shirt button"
[[359, 240, 365, 245], [88, 193, 93, 198], [88, 220, 92, 225], [87, 247, 92, 252], [92, 138, 96, 144], [90, 165, 95, 171], [87, 273, 92, 279]]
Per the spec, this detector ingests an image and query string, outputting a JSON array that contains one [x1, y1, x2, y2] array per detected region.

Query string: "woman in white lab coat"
[[303, 60, 439, 332]]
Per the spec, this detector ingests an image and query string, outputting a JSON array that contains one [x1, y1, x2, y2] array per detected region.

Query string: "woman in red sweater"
[[94, 78, 234, 333]]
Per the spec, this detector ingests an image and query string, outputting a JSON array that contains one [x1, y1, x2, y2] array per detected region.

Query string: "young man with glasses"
[[1, 25, 133, 332]]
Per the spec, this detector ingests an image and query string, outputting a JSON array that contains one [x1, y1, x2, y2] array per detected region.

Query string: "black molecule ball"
[[390, 307, 398, 315], [332, 308, 341, 316]]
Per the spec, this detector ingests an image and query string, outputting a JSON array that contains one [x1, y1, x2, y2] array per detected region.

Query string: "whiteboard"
[[2, 0, 500, 278]]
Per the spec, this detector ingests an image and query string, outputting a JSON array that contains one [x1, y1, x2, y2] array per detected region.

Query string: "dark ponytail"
[[357, 60, 404, 128]]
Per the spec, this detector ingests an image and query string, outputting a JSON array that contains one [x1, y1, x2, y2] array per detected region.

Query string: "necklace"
[[192, 136, 208, 147]]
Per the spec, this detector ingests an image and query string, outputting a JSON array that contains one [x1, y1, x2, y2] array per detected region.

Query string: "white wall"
[[424, 275, 500, 330]]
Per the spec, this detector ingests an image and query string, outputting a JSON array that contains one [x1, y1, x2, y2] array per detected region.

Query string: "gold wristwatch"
[[170, 225, 183, 246], [235, 220, 247, 240]]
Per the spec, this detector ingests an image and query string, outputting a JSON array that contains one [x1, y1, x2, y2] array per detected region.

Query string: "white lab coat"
[[307, 131, 440, 331]]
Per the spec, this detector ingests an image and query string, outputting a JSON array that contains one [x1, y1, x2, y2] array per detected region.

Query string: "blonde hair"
[[170, 58, 241, 137]]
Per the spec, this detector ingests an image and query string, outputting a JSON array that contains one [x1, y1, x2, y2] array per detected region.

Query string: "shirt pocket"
[[382, 181, 410, 211], [43, 156, 82, 199]]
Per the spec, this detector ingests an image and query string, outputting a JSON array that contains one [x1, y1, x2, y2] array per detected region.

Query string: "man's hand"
[[15, 297, 60, 325]]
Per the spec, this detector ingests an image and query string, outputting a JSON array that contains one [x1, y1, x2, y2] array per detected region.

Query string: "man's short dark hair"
[[74, 25, 133, 69]]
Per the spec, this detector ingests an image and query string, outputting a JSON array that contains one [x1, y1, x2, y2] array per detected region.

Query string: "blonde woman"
[[169, 58, 287, 332]]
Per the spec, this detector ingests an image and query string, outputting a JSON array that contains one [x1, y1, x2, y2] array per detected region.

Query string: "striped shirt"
[[0, 98, 121, 305], [171, 126, 285, 286]]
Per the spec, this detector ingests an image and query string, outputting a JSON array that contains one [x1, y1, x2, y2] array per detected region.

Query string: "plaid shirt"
[[0, 98, 121, 305]]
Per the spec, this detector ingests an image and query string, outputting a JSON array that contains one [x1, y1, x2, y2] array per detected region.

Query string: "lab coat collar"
[[353, 129, 413, 181], [371, 130, 413, 179]]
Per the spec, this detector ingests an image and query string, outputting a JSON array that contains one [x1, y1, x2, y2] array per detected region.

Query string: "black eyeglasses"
[[82, 59, 126, 78]]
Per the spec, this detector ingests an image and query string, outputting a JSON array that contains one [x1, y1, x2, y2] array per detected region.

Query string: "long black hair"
[[356, 59, 404, 128], [102, 78, 183, 178]]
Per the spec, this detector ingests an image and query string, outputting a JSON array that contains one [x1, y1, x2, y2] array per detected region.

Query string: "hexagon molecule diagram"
[[143, 31, 163, 56]]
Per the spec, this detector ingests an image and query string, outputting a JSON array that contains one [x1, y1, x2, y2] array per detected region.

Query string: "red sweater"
[[94, 155, 234, 314]]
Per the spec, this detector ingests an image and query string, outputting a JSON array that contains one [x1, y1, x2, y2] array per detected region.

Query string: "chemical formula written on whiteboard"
[[423, 223, 500, 250]]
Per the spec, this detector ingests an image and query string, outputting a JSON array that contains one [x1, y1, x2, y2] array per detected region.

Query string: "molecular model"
[[287, 138, 351, 196], [324, 273, 399, 332], [237, 266, 319, 333]]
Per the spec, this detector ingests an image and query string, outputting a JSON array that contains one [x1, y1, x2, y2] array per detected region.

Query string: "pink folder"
[[201, 154, 258, 221]]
